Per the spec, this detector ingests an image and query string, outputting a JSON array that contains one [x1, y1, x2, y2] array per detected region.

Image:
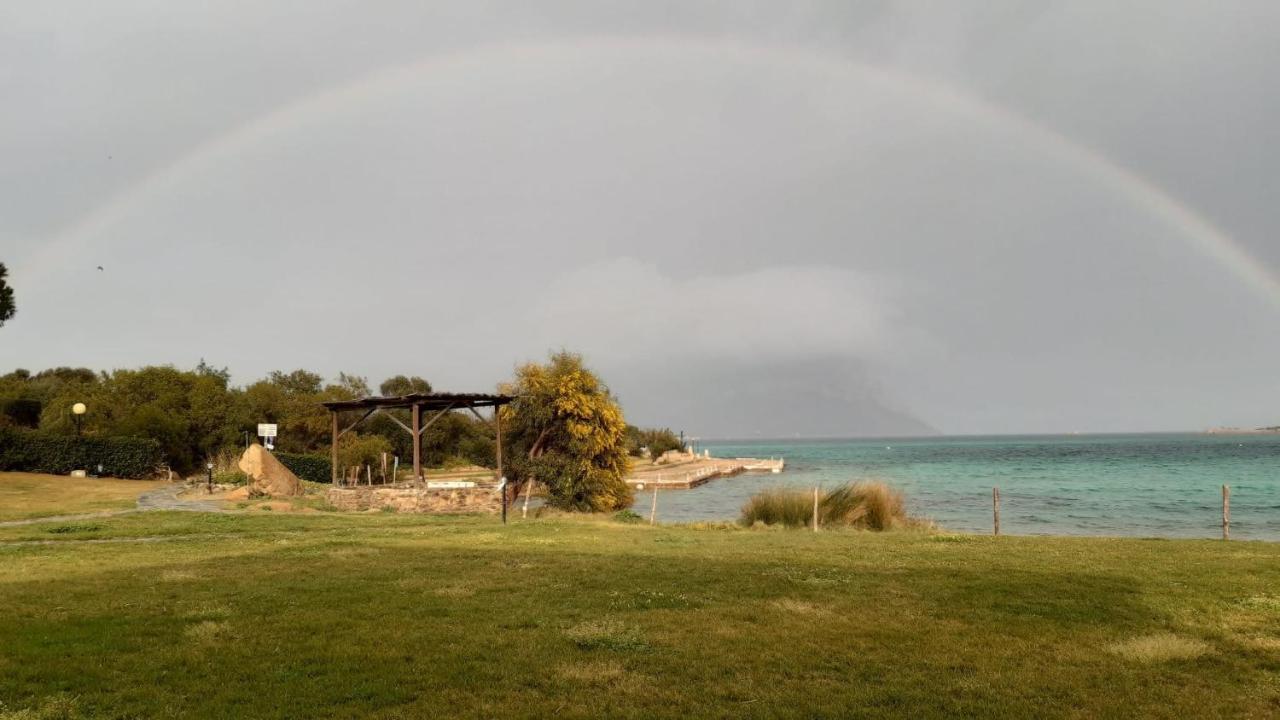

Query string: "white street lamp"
[[72, 402, 86, 437]]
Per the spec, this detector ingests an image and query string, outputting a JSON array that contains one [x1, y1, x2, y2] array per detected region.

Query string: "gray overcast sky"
[[3, 1, 1279, 436]]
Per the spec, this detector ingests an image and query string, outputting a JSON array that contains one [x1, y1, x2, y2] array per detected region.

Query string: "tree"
[[379, 375, 432, 396], [503, 351, 632, 512], [113, 404, 193, 470], [336, 433, 394, 476], [244, 369, 331, 452], [365, 375, 438, 463], [622, 425, 683, 459], [641, 427, 685, 460], [41, 365, 249, 472], [0, 262, 14, 327], [266, 370, 322, 396], [334, 372, 371, 398]]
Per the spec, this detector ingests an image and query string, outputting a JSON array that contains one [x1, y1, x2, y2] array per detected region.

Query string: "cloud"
[[528, 259, 896, 363], [2, 3, 1279, 434]]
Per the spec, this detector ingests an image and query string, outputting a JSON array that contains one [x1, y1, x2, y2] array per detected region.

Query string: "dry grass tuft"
[[433, 585, 475, 598], [1108, 633, 1211, 663], [0, 693, 80, 720], [769, 598, 829, 616], [741, 481, 910, 530], [740, 489, 815, 528], [564, 620, 649, 652], [556, 659, 627, 684], [183, 603, 231, 621], [1240, 636, 1280, 652], [184, 620, 235, 643], [327, 547, 382, 559], [1239, 595, 1280, 612]]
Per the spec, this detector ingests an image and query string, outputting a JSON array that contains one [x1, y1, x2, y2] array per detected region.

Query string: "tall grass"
[[738, 488, 814, 528], [741, 481, 909, 530]]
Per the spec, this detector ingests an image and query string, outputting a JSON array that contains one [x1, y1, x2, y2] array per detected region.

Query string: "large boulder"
[[238, 444, 304, 497]]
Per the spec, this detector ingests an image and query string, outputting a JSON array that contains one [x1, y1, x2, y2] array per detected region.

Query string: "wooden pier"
[[625, 454, 785, 490]]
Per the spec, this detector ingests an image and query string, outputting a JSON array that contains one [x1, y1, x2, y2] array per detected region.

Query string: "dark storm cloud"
[[2, 2, 1278, 434]]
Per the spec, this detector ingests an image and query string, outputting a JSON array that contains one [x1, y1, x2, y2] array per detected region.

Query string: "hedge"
[[275, 452, 332, 484], [0, 398, 41, 428], [0, 427, 163, 479]]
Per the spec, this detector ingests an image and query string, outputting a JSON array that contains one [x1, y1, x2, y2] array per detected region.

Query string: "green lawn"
[[1, 512, 1278, 718], [0, 472, 166, 522]]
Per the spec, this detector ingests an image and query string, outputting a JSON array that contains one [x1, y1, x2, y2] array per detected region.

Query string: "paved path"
[[135, 484, 226, 512], [0, 485, 227, 528]]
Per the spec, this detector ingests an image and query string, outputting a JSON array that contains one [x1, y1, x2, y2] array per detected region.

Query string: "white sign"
[[257, 423, 278, 438], [427, 481, 476, 489]]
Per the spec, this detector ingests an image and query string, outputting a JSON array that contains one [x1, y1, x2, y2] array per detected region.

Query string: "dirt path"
[[0, 509, 140, 527]]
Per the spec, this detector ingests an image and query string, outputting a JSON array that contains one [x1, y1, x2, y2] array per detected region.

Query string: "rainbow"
[[18, 35, 1280, 310]]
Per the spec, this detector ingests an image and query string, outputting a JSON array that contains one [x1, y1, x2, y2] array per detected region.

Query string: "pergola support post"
[[330, 411, 339, 484], [412, 403, 422, 484], [495, 405, 505, 524]]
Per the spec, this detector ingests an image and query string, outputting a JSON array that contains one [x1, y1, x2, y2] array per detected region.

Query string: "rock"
[[237, 443, 304, 497], [224, 486, 251, 501]]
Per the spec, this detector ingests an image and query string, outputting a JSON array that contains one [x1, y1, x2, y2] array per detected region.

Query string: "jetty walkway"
[[625, 452, 784, 490]]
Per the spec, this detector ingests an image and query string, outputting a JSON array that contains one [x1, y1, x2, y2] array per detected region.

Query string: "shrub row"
[[0, 427, 163, 479], [275, 452, 332, 484], [0, 398, 41, 428]]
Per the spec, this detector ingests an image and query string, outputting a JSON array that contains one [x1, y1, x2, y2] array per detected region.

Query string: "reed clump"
[[740, 481, 910, 530]]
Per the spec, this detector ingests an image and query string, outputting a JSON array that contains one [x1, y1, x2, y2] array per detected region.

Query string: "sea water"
[[634, 434, 1280, 539]]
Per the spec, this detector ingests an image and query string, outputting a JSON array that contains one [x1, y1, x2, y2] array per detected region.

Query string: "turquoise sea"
[[635, 434, 1280, 539]]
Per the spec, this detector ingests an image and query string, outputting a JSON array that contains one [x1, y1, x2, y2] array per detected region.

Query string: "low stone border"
[[326, 485, 501, 514]]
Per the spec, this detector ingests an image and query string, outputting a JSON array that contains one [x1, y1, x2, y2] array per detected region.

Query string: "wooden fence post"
[[650, 485, 658, 526], [993, 487, 1001, 536], [1223, 484, 1230, 540], [813, 486, 820, 532]]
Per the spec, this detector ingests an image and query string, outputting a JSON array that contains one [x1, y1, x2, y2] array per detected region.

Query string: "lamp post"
[[206, 462, 214, 493], [72, 402, 86, 437]]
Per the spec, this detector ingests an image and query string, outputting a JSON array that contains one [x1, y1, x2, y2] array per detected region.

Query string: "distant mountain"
[[612, 355, 937, 439]]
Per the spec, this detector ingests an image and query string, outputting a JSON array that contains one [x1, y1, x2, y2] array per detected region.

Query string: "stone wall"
[[326, 485, 502, 514]]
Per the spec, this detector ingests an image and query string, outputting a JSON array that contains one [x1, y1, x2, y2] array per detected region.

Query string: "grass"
[[1108, 633, 1212, 663], [0, 472, 166, 522], [0, 508, 1279, 717], [741, 481, 917, 530]]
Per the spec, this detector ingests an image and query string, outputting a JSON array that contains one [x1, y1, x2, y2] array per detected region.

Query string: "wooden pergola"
[[320, 392, 515, 486]]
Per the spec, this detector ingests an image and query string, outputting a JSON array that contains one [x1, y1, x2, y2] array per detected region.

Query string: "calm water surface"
[[631, 434, 1280, 539]]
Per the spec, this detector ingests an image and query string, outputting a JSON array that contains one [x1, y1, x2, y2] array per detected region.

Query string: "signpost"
[[257, 423, 278, 450]]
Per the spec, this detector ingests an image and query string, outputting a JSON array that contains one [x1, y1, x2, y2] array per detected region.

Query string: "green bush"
[[613, 509, 644, 524], [0, 427, 162, 479], [275, 452, 331, 484], [213, 470, 249, 486], [336, 433, 392, 472], [0, 398, 41, 428]]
